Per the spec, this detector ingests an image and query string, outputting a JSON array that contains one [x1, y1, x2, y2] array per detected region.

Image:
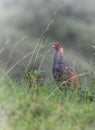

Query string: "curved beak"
[[52, 44, 55, 48]]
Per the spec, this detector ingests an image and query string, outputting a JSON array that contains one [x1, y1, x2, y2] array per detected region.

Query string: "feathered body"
[[52, 43, 80, 90]]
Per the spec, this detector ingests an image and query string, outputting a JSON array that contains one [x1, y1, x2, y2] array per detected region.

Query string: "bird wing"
[[65, 66, 80, 88]]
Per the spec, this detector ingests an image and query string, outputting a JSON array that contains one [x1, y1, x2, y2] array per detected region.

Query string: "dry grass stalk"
[[0, 39, 10, 55], [5, 36, 28, 70], [60, 71, 93, 86], [38, 48, 51, 70], [3, 5, 62, 78]]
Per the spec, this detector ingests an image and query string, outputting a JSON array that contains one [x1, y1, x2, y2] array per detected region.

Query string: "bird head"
[[52, 43, 63, 50]]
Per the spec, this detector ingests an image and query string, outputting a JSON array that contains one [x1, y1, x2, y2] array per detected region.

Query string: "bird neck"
[[54, 48, 64, 64]]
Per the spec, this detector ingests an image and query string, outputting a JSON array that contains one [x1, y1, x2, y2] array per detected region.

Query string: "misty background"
[[0, 0, 95, 81]]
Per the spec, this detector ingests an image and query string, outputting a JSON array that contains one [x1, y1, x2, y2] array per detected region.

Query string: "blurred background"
[[0, 0, 95, 80]]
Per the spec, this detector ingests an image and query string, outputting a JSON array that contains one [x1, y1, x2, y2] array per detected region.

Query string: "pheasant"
[[52, 43, 80, 90]]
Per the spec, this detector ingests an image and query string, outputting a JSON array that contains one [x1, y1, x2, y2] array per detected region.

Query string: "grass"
[[0, 21, 95, 130], [0, 4, 95, 129], [0, 1, 95, 130], [0, 70, 95, 130]]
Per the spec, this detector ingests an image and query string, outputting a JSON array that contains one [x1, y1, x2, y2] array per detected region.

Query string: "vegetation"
[[0, 1, 95, 130], [0, 69, 95, 130]]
